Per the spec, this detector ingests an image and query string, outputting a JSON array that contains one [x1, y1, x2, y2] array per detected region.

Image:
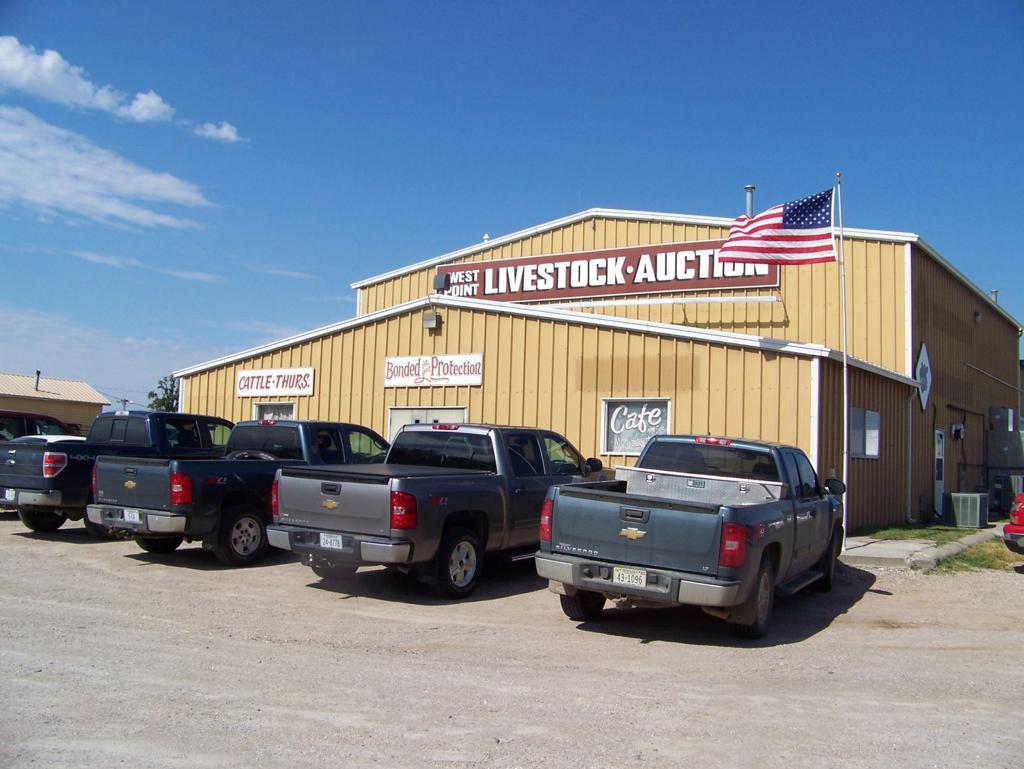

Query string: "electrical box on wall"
[[950, 422, 965, 440]]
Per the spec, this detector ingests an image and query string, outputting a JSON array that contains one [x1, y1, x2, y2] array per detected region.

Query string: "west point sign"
[[436, 240, 779, 303]]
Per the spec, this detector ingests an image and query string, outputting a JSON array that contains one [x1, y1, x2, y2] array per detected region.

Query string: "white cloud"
[[119, 90, 174, 122], [194, 121, 244, 143], [72, 249, 143, 268], [0, 36, 175, 122], [0, 303, 229, 401], [0, 106, 212, 228], [156, 268, 223, 283], [246, 264, 317, 280]]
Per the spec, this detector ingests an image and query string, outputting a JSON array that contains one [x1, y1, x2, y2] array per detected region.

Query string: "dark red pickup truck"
[[1003, 494, 1024, 555]]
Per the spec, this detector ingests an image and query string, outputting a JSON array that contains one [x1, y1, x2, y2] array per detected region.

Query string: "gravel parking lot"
[[1, 512, 1021, 769]]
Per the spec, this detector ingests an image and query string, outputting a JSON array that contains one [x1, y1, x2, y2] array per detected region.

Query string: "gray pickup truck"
[[87, 420, 388, 565], [268, 423, 602, 597], [535, 435, 845, 638]]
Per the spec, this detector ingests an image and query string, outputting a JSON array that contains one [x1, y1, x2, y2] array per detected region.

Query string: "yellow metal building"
[[0, 371, 109, 435], [175, 208, 1022, 530]]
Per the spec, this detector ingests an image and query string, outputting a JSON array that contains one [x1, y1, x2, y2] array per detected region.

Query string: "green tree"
[[147, 375, 180, 411]]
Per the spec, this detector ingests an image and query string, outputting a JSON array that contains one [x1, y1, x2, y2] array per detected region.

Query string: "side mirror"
[[824, 478, 846, 496], [586, 458, 603, 474]]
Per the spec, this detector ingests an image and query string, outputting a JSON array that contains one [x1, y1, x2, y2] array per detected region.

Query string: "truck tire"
[[813, 528, 841, 592], [431, 526, 482, 598], [136, 536, 183, 554], [214, 505, 268, 567], [732, 555, 775, 640], [559, 590, 605, 622], [18, 508, 66, 532]]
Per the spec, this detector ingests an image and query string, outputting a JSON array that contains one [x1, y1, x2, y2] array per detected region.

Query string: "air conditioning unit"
[[949, 492, 988, 529], [1011, 475, 1024, 496]]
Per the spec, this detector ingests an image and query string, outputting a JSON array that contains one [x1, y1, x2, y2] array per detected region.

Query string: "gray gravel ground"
[[1, 512, 1021, 769]]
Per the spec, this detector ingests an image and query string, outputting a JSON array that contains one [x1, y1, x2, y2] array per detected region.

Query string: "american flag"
[[718, 188, 836, 265]]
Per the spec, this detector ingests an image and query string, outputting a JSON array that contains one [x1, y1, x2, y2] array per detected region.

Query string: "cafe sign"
[[436, 239, 778, 303], [384, 354, 483, 387], [602, 398, 671, 455], [236, 368, 314, 397]]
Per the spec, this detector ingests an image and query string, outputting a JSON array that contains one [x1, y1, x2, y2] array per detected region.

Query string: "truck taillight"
[[42, 452, 67, 478], [719, 522, 747, 568], [271, 479, 280, 522], [696, 436, 731, 446], [1011, 494, 1024, 526], [390, 491, 417, 530], [169, 472, 193, 505], [539, 498, 553, 542]]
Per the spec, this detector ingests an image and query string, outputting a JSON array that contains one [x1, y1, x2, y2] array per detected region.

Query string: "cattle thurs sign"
[[436, 240, 778, 303]]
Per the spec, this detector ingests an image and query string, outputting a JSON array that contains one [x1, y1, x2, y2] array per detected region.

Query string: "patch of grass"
[[934, 539, 1024, 573], [849, 523, 971, 547]]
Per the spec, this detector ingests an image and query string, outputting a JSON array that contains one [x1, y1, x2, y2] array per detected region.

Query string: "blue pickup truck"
[[88, 420, 388, 565], [0, 410, 233, 537], [535, 434, 846, 638]]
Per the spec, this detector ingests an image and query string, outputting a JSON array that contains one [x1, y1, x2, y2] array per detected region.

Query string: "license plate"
[[3, 488, 14, 502], [612, 566, 647, 587], [320, 533, 345, 550], [122, 508, 142, 524]]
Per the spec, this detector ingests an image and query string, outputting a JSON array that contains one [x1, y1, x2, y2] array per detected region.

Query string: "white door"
[[933, 429, 945, 519], [388, 407, 467, 441]]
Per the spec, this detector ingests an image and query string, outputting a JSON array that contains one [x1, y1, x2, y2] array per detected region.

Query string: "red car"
[[0, 410, 78, 440], [1004, 494, 1024, 555]]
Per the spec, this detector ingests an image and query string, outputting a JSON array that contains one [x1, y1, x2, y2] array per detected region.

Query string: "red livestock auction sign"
[[436, 240, 778, 303]]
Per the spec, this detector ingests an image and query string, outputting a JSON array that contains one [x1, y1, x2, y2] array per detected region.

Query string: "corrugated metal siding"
[[816, 361, 911, 531], [357, 218, 908, 374], [0, 373, 109, 404], [910, 245, 1022, 513], [182, 305, 814, 466]]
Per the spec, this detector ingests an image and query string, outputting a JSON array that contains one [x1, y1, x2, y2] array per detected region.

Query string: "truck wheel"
[[214, 505, 268, 567], [18, 509, 66, 532], [432, 526, 482, 598], [732, 556, 775, 640], [136, 536, 183, 554], [559, 590, 605, 622], [83, 515, 116, 540], [813, 529, 842, 592]]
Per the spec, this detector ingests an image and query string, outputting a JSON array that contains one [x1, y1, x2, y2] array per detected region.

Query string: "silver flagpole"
[[835, 171, 849, 549]]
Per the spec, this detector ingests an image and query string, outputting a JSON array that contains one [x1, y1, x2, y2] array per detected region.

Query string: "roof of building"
[[350, 207, 1022, 332], [0, 372, 110, 406], [173, 293, 919, 389]]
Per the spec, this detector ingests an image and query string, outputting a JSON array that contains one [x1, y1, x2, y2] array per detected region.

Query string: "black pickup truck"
[[0, 410, 233, 537], [87, 420, 389, 565], [268, 423, 603, 597]]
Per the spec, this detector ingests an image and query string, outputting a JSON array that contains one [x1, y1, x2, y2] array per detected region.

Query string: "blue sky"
[[1, 1, 1022, 407]]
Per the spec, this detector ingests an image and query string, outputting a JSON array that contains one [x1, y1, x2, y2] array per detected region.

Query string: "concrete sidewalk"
[[840, 522, 1007, 571]]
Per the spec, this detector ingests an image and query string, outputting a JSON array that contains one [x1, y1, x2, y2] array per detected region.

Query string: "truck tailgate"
[[0, 443, 49, 492], [277, 464, 397, 535], [94, 456, 174, 512], [551, 484, 724, 576]]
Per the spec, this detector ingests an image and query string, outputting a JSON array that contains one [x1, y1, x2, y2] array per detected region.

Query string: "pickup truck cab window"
[[315, 429, 344, 463], [387, 431, 496, 472], [165, 418, 203, 449], [345, 428, 388, 464], [542, 435, 585, 476], [0, 416, 22, 439], [793, 451, 821, 498], [506, 433, 544, 477], [34, 418, 69, 435], [203, 422, 232, 448]]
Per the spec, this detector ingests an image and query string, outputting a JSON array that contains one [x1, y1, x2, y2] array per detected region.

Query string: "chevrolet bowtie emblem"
[[123, 480, 136, 489], [321, 499, 338, 510], [619, 527, 646, 540]]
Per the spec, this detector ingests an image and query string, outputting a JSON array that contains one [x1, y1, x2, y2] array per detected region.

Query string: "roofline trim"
[[349, 207, 923, 290], [173, 294, 917, 388]]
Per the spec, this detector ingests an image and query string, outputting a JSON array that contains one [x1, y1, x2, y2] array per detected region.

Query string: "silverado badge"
[[321, 499, 339, 510], [123, 480, 136, 489], [618, 527, 647, 540]]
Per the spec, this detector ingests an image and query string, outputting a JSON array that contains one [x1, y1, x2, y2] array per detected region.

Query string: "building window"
[[850, 407, 881, 459], [253, 402, 295, 421], [601, 398, 671, 455]]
